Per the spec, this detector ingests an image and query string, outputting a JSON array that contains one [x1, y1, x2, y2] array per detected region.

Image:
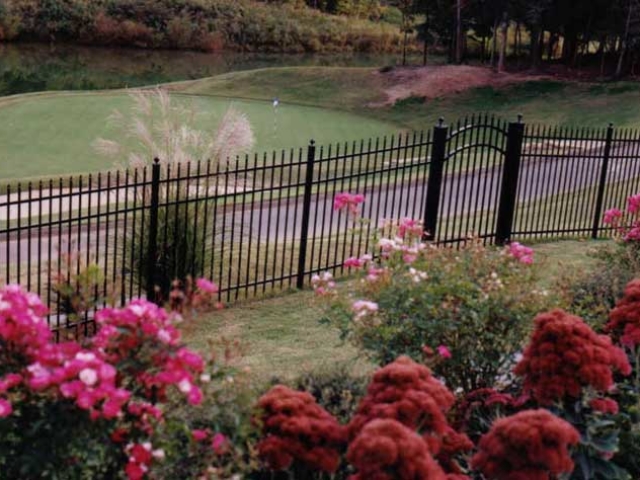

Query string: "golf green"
[[0, 91, 399, 181]]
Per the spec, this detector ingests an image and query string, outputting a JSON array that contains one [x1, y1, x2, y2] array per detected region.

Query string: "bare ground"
[[374, 65, 550, 105]]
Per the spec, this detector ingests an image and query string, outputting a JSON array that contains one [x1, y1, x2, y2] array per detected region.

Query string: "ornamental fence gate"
[[1, 115, 639, 339]]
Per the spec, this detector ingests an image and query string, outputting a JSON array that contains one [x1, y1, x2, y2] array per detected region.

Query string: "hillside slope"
[[0, 0, 405, 53]]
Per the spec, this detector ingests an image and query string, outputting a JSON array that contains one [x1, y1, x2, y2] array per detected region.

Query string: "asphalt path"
[[1, 143, 637, 270]]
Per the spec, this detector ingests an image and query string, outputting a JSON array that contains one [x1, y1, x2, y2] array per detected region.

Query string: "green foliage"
[[53, 261, 106, 320], [323, 238, 557, 393], [0, 400, 123, 479], [288, 364, 368, 423], [154, 339, 260, 478], [560, 242, 640, 330], [130, 199, 212, 302], [0, 0, 405, 54]]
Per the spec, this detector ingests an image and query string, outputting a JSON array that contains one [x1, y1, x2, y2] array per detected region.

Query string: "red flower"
[[256, 385, 346, 473], [471, 409, 580, 480], [607, 279, 640, 348], [348, 356, 472, 471], [347, 419, 451, 480], [514, 309, 631, 405], [590, 398, 619, 414]]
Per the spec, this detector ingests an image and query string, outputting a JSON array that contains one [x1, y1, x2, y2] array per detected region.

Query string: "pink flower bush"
[[0, 284, 216, 479], [437, 345, 452, 359], [333, 192, 365, 216], [195, 278, 218, 295], [398, 218, 424, 239], [603, 208, 623, 226], [352, 300, 379, 322], [507, 242, 534, 264], [628, 193, 640, 214], [311, 272, 337, 296]]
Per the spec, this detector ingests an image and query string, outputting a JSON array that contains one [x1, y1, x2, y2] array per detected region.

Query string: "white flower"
[[200, 373, 211, 383], [152, 449, 166, 460], [79, 368, 98, 387], [75, 352, 96, 362], [157, 329, 171, 343], [352, 300, 379, 320], [129, 305, 146, 317], [178, 379, 192, 394]]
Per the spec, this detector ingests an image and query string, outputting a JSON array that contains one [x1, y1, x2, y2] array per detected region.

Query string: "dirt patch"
[[373, 65, 550, 106]]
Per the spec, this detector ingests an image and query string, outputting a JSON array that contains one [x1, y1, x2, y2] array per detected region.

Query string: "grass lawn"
[[183, 238, 607, 383], [3, 66, 640, 181], [0, 90, 396, 180], [174, 67, 640, 130]]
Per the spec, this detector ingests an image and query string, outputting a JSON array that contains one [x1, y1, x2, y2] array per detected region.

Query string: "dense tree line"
[[393, 0, 640, 76]]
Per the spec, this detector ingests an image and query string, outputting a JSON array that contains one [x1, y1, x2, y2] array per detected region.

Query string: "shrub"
[[347, 356, 472, 475], [560, 242, 640, 329], [256, 385, 346, 475], [0, 281, 244, 479], [290, 364, 368, 424], [471, 409, 580, 480], [347, 419, 450, 480], [514, 309, 630, 406], [322, 214, 555, 393]]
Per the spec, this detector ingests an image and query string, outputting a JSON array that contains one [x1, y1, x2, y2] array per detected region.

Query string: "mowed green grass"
[[175, 67, 640, 130], [4, 66, 640, 180], [184, 239, 605, 382], [0, 89, 397, 180]]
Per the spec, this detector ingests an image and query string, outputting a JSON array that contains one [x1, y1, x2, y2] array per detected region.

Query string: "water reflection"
[[0, 43, 420, 96]]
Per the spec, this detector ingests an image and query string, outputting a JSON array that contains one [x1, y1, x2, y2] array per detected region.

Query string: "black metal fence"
[[2, 114, 640, 338]]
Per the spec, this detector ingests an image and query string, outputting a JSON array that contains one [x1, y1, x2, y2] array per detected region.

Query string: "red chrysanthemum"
[[514, 309, 631, 405], [347, 419, 450, 480], [471, 409, 580, 480], [607, 279, 640, 348], [256, 385, 346, 473], [348, 356, 472, 468], [590, 397, 619, 414]]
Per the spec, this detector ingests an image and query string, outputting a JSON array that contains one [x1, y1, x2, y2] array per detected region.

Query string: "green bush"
[[322, 228, 558, 393], [129, 198, 212, 302], [0, 0, 407, 53], [560, 242, 640, 330], [289, 364, 368, 424]]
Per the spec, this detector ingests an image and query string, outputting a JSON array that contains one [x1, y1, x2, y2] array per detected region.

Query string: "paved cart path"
[[0, 146, 635, 267]]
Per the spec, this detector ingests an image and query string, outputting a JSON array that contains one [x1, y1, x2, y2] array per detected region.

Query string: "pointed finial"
[[153, 157, 160, 164], [438, 117, 445, 127], [517, 114, 523, 124]]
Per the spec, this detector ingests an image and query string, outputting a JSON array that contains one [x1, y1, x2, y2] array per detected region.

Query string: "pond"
[[0, 43, 422, 96]]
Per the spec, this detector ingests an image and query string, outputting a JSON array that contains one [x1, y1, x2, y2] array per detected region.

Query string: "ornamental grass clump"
[[256, 385, 346, 474], [514, 309, 631, 406], [471, 409, 580, 480], [346, 419, 452, 480]]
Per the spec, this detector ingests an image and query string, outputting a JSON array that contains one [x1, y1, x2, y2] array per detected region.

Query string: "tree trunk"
[[403, 29, 408, 66], [616, 0, 634, 78], [490, 18, 499, 68], [599, 35, 607, 77], [455, 0, 463, 63], [531, 25, 542, 70], [481, 35, 486, 63], [497, 13, 508, 73]]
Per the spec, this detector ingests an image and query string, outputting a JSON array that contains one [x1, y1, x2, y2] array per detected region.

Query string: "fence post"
[[146, 158, 161, 303], [591, 123, 615, 239], [296, 140, 316, 289], [424, 118, 448, 241], [495, 115, 525, 246]]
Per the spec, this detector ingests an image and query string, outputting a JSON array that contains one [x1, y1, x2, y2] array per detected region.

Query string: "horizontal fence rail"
[[2, 115, 640, 339]]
